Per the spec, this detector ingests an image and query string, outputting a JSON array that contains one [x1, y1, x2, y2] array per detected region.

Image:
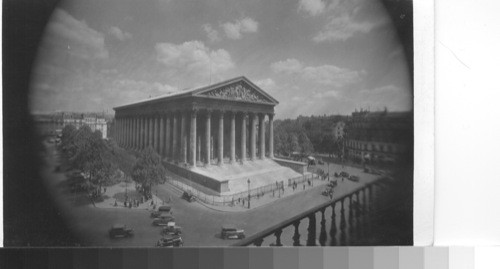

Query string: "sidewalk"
[[165, 176, 342, 213], [93, 181, 165, 211]]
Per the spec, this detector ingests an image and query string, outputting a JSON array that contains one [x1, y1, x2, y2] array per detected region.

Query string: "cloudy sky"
[[30, 0, 412, 119]]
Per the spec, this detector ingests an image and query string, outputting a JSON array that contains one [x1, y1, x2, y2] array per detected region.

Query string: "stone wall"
[[163, 162, 229, 193], [273, 158, 307, 175]]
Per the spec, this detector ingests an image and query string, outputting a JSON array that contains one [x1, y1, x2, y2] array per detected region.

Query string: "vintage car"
[[327, 180, 338, 188], [182, 191, 196, 202], [152, 214, 176, 226], [349, 175, 360, 182], [322, 187, 334, 196], [108, 224, 134, 238], [156, 234, 183, 247], [340, 171, 350, 178], [150, 205, 173, 218], [161, 222, 182, 235], [221, 225, 245, 240]]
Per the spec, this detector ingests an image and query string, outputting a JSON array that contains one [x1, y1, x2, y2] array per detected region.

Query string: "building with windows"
[[346, 109, 412, 164]]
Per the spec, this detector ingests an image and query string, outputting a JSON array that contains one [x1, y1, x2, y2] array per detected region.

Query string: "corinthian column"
[[172, 113, 178, 161], [159, 116, 165, 156], [190, 110, 197, 167], [165, 115, 171, 159], [240, 113, 247, 163], [181, 111, 187, 164], [218, 111, 224, 165], [259, 113, 266, 159], [230, 112, 236, 163], [154, 117, 159, 153], [250, 113, 256, 161], [205, 111, 211, 166], [149, 117, 154, 148], [269, 113, 274, 158]]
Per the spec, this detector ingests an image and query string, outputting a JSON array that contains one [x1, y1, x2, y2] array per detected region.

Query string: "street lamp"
[[247, 178, 251, 209]]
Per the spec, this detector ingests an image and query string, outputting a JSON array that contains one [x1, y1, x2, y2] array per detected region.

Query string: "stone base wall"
[[163, 162, 229, 193], [273, 158, 307, 174]]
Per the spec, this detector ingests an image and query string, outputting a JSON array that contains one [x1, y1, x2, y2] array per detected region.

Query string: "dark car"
[[349, 175, 360, 182], [182, 191, 196, 202], [340, 171, 350, 178], [156, 234, 183, 247], [152, 214, 176, 226], [221, 225, 245, 240], [327, 180, 338, 188], [109, 224, 134, 238], [150, 205, 173, 218], [161, 223, 182, 236], [317, 159, 325, 165]]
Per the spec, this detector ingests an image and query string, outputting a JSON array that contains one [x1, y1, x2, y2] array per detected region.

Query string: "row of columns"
[[114, 110, 274, 167]]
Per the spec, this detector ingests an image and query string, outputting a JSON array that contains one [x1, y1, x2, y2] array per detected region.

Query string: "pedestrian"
[[150, 200, 154, 206], [303, 184, 305, 190]]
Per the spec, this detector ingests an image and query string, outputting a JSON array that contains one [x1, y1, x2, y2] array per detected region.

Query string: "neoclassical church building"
[[113, 76, 303, 194]]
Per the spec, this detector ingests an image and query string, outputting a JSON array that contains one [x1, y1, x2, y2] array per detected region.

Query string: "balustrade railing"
[[166, 173, 320, 207], [234, 178, 394, 246]]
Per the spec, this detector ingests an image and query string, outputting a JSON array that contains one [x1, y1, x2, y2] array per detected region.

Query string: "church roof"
[[114, 76, 279, 110]]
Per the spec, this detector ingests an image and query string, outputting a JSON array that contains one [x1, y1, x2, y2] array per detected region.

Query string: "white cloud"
[[360, 85, 399, 95], [155, 40, 234, 79], [108, 26, 132, 41], [313, 13, 377, 42], [202, 24, 220, 42], [271, 58, 361, 87], [112, 79, 178, 101], [313, 90, 339, 98], [298, 0, 327, 16], [222, 17, 259, 40], [255, 78, 277, 91], [270, 58, 303, 74], [45, 8, 108, 60]]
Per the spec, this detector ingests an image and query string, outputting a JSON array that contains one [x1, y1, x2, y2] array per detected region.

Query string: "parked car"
[[150, 205, 173, 218], [221, 225, 245, 240], [161, 222, 182, 235], [317, 159, 325, 165], [109, 224, 134, 238], [152, 214, 176, 226], [349, 175, 360, 182], [156, 234, 183, 247], [322, 187, 334, 196], [327, 180, 338, 188], [182, 191, 196, 202], [333, 172, 340, 178], [340, 171, 350, 178]]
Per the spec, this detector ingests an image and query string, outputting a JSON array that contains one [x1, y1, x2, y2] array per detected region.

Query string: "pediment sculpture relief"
[[204, 83, 270, 103]]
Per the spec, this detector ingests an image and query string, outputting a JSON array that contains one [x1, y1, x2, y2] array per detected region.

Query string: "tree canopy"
[[131, 147, 166, 197]]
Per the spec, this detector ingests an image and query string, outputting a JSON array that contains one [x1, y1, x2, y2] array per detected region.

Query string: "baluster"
[[340, 198, 346, 245], [253, 238, 264, 247], [367, 185, 372, 236], [329, 202, 337, 246], [348, 194, 354, 244], [306, 213, 317, 246], [292, 221, 301, 246], [356, 191, 362, 243], [319, 208, 327, 246], [362, 187, 368, 242], [274, 229, 283, 247]]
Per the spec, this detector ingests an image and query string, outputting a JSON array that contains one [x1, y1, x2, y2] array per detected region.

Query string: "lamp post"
[[247, 179, 251, 209]]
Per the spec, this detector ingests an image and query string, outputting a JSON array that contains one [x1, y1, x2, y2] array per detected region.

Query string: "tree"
[[131, 147, 166, 198]]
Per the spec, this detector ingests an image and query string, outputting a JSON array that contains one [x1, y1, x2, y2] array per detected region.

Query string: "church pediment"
[[196, 80, 276, 104]]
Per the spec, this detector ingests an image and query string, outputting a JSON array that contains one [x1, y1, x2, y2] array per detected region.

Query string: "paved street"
[[43, 144, 380, 247]]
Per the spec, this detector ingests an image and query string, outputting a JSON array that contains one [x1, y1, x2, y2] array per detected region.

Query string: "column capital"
[[268, 113, 275, 120], [258, 113, 266, 120], [218, 110, 225, 119], [191, 109, 198, 118]]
